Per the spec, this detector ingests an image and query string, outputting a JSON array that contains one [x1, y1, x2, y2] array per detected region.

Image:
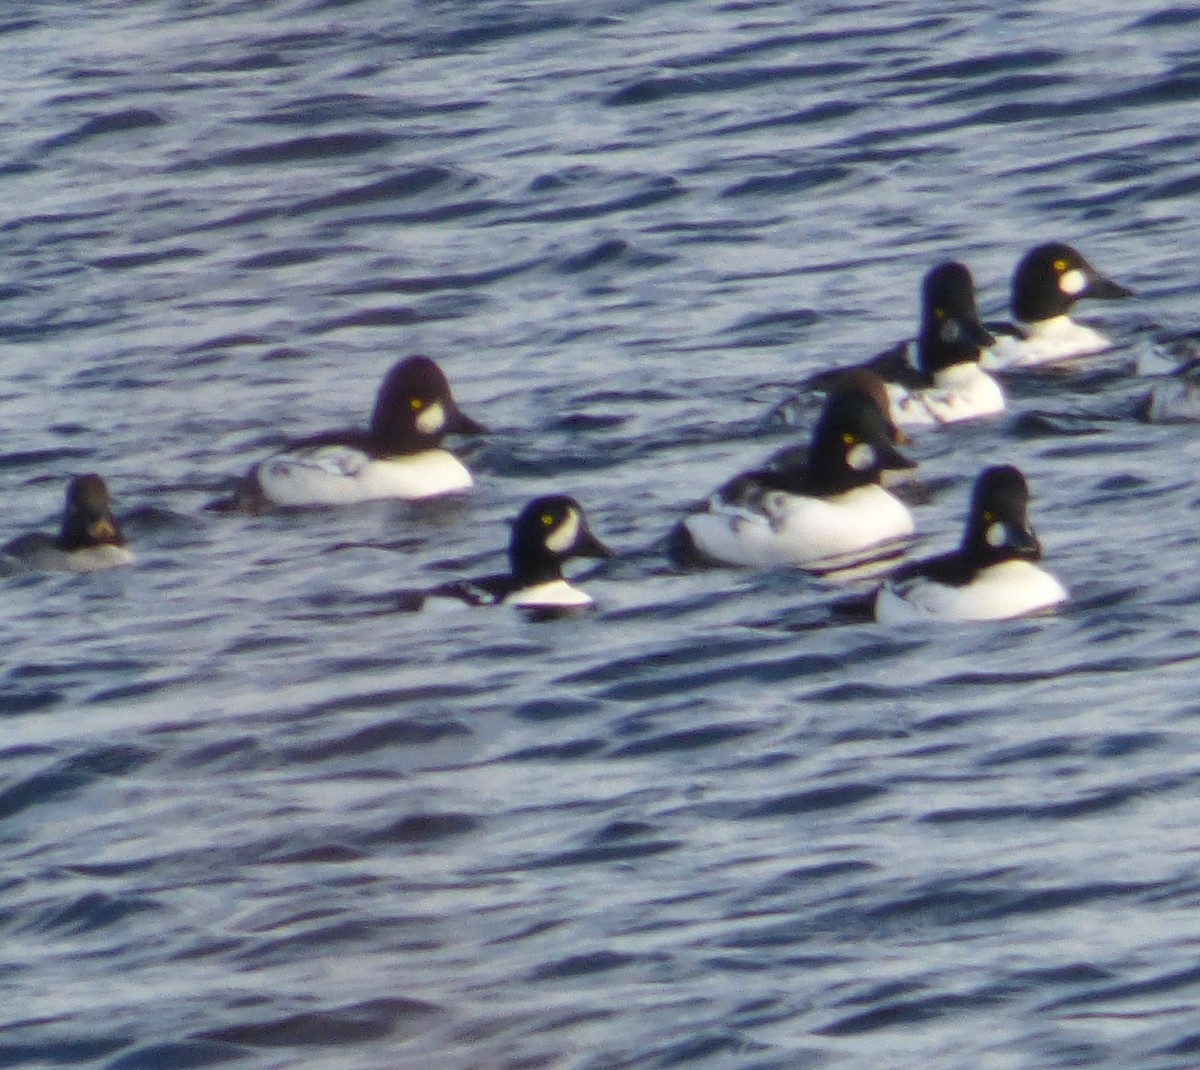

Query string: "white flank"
[[888, 363, 1004, 425], [259, 446, 472, 506], [876, 559, 1069, 623], [684, 484, 914, 568], [981, 316, 1112, 369], [261, 446, 472, 508], [507, 579, 594, 608]]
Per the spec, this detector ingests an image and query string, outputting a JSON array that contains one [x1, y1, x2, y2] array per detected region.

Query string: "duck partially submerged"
[[241, 355, 486, 509]]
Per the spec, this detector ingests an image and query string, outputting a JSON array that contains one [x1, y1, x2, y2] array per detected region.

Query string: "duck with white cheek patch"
[[2, 474, 134, 573], [875, 464, 1068, 623], [426, 496, 613, 612], [807, 262, 1003, 426], [671, 386, 916, 570], [982, 242, 1134, 370], [238, 355, 486, 509]]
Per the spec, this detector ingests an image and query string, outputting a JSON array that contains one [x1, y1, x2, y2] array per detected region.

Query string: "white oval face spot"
[[939, 319, 962, 343], [415, 400, 446, 435], [1058, 268, 1087, 296], [545, 509, 580, 554], [847, 443, 876, 471], [986, 521, 1008, 548]]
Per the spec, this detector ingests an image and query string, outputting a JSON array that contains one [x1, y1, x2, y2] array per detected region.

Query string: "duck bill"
[[1084, 274, 1134, 300], [575, 529, 614, 559], [1008, 524, 1042, 560], [965, 317, 997, 349], [447, 407, 488, 435], [876, 439, 917, 471], [90, 517, 118, 543]]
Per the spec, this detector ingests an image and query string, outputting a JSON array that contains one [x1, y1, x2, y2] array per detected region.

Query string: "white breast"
[[257, 446, 473, 506], [684, 484, 914, 569], [6, 541, 135, 574], [982, 316, 1112, 370], [876, 559, 1069, 623], [506, 579, 594, 608], [888, 364, 1005, 425]]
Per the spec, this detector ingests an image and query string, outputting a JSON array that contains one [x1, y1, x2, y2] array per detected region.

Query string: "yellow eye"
[[410, 397, 423, 411], [541, 514, 555, 527], [1053, 259, 1067, 271], [983, 511, 995, 523], [842, 432, 856, 445], [934, 307, 945, 319]]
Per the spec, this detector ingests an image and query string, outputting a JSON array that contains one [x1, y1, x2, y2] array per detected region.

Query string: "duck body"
[[875, 465, 1067, 623], [809, 262, 1002, 426], [256, 437, 474, 507], [247, 355, 485, 508], [674, 387, 916, 570], [883, 357, 1006, 426], [428, 496, 612, 611], [681, 481, 913, 570], [3, 475, 133, 574], [982, 243, 1133, 370]]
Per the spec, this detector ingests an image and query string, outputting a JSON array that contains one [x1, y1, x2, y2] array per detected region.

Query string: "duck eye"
[[841, 432, 857, 445], [541, 514, 555, 527], [982, 510, 995, 523], [409, 397, 424, 411], [1053, 259, 1067, 272], [934, 307, 946, 319]]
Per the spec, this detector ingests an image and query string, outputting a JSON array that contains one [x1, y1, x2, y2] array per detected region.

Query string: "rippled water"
[[5, 2, 1200, 1068]]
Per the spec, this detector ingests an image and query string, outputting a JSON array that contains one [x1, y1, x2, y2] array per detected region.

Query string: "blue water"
[[4, 2, 1200, 1068]]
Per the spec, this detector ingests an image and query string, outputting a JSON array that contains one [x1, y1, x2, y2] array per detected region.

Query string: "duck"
[[2, 474, 133, 573], [874, 464, 1067, 622], [982, 242, 1134, 370], [242, 355, 486, 508], [671, 386, 916, 570], [807, 262, 1002, 426], [427, 495, 612, 610]]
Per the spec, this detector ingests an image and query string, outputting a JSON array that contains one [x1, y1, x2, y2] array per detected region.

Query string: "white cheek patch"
[[545, 509, 580, 554], [986, 521, 1008, 548], [847, 443, 876, 471], [415, 401, 446, 435], [1059, 268, 1087, 296], [939, 319, 962, 343]]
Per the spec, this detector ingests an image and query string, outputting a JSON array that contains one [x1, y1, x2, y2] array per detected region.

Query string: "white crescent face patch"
[[545, 508, 580, 554], [847, 442, 876, 471], [939, 318, 962, 343], [1058, 268, 1087, 296], [986, 521, 1009, 548], [415, 400, 446, 435]]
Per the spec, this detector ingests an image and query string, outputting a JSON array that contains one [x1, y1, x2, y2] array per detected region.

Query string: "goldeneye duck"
[[671, 386, 916, 570], [760, 368, 911, 475], [429, 495, 612, 610], [1137, 352, 1200, 423], [244, 355, 486, 508], [875, 464, 1067, 622], [3, 474, 133, 573], [982, 242, 1134, 370], [809, 262, 1002, 426]]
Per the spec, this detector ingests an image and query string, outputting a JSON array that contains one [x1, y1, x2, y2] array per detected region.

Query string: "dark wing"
[[426, 573, 514, 606], [863, 340, 929, 389], [890, 549, 977, 589], [984, 320, 1029, 341], [713, 467, 816, 507]]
